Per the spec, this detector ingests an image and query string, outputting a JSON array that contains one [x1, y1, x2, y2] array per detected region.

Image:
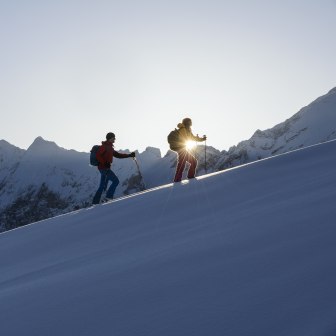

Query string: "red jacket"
[[96, 141, 129, 170]]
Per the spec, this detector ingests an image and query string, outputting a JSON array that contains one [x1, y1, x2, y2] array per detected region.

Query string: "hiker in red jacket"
[[92, 132, 135, 204]]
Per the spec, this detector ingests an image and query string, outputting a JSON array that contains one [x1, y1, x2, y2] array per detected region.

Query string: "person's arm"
[[113, 150, 135, 159], [190, 131, 206, 142]]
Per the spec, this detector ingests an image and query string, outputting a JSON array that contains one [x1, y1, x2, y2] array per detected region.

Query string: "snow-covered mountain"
[[215, 87, 336, 170], [1, 139, 336, 336], [0, 138, 160, 231], [1, 87, 336, 231], [0, 140, 25, 186]]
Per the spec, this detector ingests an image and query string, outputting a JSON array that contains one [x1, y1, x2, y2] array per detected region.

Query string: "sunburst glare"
[[185, 140, 196, 150]]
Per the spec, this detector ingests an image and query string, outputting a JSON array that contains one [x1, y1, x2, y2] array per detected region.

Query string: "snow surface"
[[1, 140, 336, 336]]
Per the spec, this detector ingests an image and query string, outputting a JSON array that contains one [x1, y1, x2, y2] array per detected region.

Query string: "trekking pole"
[[133, 157, 146, 190], [204, 138, 207, 174]]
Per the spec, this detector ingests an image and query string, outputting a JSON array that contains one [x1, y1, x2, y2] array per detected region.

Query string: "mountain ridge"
[[214, 86, 336, 170], [1, 87, 336, 231]]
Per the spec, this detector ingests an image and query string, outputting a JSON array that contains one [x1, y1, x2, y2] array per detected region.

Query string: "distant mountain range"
[[1, 87, 335, 231]]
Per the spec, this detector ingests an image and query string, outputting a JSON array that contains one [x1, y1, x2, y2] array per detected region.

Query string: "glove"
[[104, 162, 111, 168], [129, 152, 136, 158]]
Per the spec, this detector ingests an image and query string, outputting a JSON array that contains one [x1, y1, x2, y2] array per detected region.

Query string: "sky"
[[1, 139, 336, 335], [1, 0, 335, 154]]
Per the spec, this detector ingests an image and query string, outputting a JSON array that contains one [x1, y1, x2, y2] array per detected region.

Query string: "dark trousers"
[[92, 169, 119, 204], [174, 150, 197, 182]]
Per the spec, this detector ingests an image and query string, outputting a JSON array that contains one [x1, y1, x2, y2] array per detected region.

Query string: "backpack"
[[89, 145, 100, 166], [167, 128, 181, 151]]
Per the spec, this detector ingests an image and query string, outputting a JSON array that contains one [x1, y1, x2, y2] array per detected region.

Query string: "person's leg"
[[174, 150, 187, 182], [186, 152, 198, 179], [92, 170, 108, 204], [105, 170, 120, 199]]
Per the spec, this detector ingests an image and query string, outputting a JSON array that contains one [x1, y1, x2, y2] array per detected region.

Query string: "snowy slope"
[[1, 139, 336, 336]]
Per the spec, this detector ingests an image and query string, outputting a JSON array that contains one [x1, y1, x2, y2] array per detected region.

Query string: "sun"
[[185, 140, 196, 150]]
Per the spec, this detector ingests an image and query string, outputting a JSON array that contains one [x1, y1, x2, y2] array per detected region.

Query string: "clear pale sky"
[[1, 0, 335, 154]]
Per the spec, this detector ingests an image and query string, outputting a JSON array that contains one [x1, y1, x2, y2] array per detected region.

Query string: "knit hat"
[[182, 118, 192, 127], [106, 132, 115, 140]]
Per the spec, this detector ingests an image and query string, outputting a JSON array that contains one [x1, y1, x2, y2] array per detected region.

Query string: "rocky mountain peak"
[[27, 136, 60, 153]]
